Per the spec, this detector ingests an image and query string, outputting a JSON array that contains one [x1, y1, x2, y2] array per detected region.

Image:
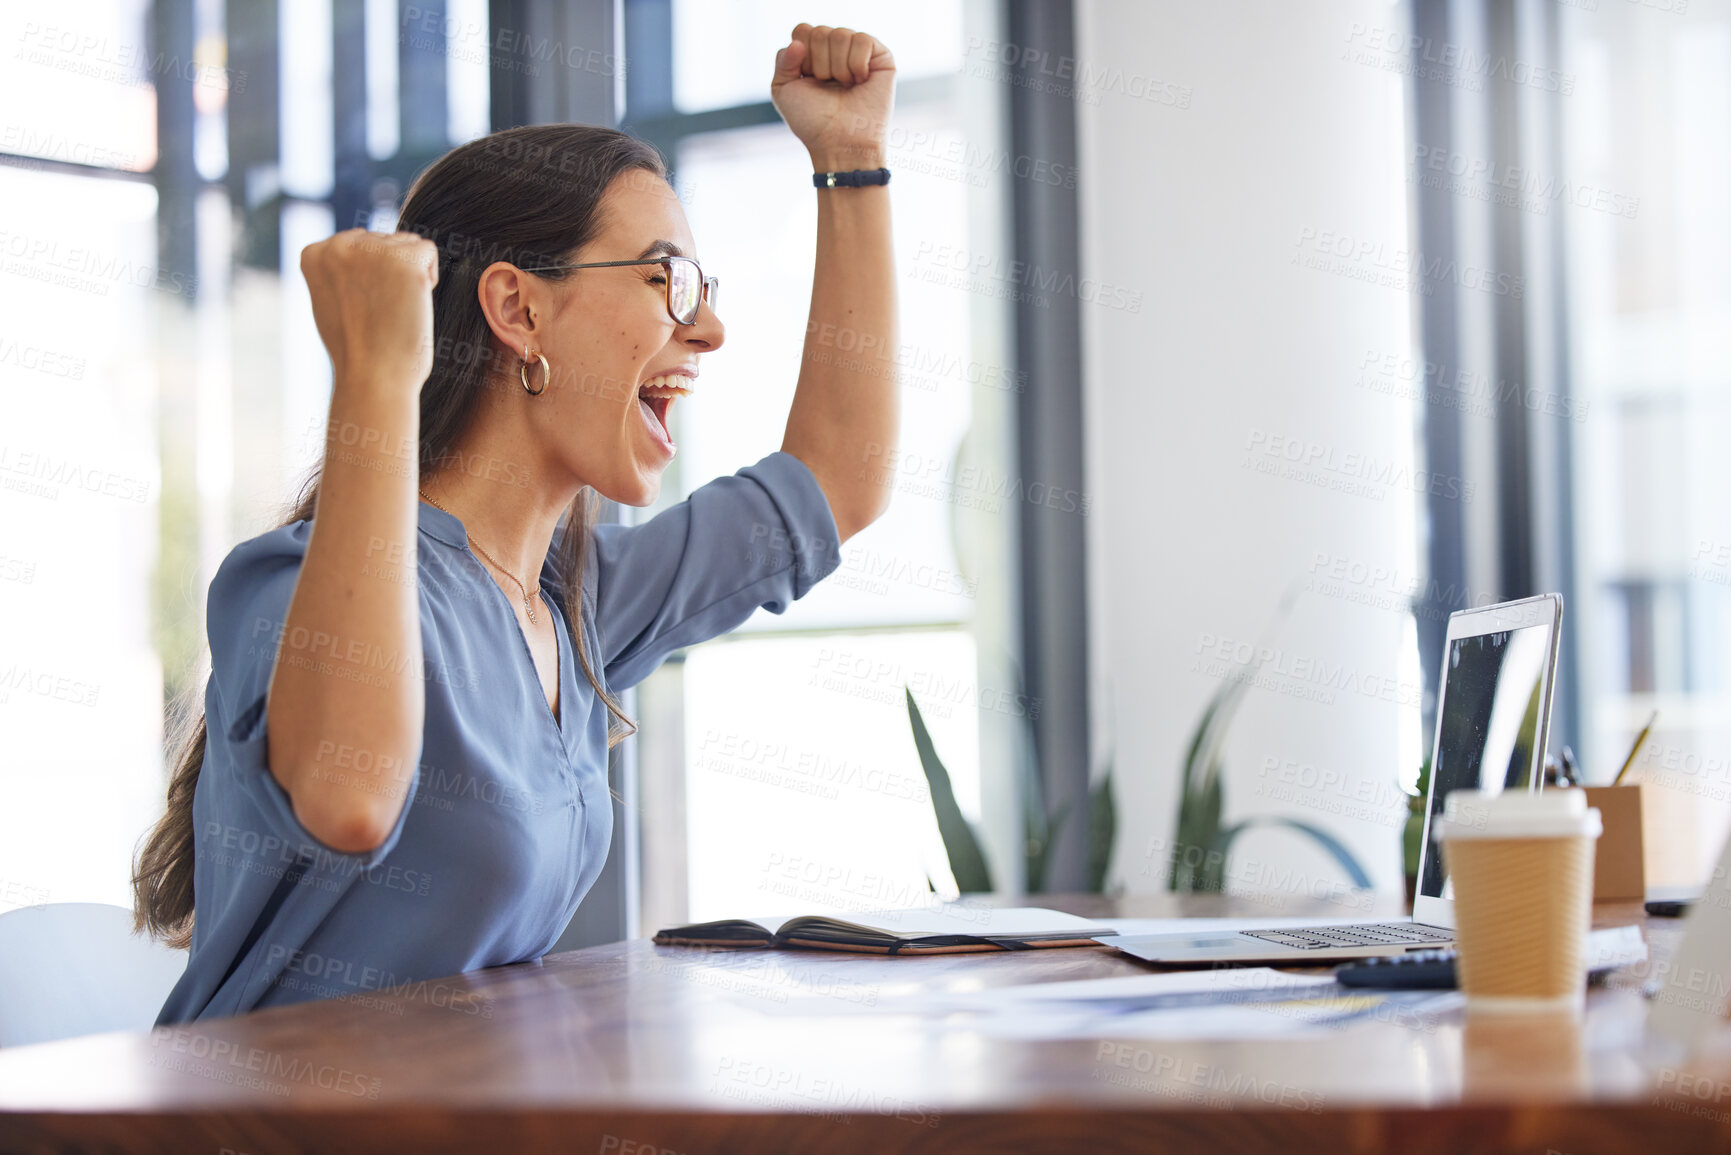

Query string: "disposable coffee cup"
[[1435, 789, 1602, 1013]]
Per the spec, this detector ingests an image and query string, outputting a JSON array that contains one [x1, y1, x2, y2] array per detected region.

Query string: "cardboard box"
[[1583, 785, 1645, 902]]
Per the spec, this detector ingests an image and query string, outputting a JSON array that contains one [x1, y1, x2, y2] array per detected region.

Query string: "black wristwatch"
[[812, 168, 891, 188]]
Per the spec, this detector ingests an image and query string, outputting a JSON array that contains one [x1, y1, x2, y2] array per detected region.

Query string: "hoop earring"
[[520, 346, 550, 396]]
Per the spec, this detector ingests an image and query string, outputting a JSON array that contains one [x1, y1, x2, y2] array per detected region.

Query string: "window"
[[0, 0, 494, 915], [1557, 3, 1731, 881], [1409, 0, 1731, 888], [628, 1, 1025, 926], [1, 0, 173, 913]]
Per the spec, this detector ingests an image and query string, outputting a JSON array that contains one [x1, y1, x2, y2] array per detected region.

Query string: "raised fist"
[[300, 229, 440, 392], [770, 23, 896, 171]]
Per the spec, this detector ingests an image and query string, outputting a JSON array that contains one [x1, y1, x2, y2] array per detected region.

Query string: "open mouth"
[[638, 375, 692, 445]]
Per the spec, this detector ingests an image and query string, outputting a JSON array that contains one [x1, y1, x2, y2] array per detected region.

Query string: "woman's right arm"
[[264, 230, 438, 854]]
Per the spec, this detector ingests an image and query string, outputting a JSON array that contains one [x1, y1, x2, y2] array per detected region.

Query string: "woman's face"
[[524, 170, 724, 507]]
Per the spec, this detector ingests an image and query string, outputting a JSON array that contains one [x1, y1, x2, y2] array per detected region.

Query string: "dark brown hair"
[[134, 125, 663, 949]]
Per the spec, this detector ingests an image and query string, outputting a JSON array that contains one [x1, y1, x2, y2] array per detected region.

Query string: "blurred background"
[[0, 0, 1726, 946]]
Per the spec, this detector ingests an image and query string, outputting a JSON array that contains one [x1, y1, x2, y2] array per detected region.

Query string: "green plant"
[[1167, 591, 1372, 893], [1086, 762, 1116, 893], [909, 587, 1372, 898], [1402, 755, 1431, 880], [906, 688, 992, 893], [907, 688, 1115, 894], [1165, 673, 1374, 891]]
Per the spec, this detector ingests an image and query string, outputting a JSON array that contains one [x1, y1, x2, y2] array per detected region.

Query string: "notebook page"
[[793, 906, 1107, 938]]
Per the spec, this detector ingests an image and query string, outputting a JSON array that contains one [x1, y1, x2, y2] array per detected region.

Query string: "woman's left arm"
[[771, 23, 898, 544]]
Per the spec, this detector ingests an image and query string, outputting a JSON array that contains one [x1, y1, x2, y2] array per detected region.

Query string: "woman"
[[135, 24, 898, 1023]]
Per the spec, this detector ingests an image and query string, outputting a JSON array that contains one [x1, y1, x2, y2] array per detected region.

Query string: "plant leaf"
[[1171, 756, 1228, 891], [1027, 799, 1073, 893], [1192, 671, 1254, 798], [1213, 816, 1374, 890], [1169, 593, 1301, 892], [1179, 674, 1248, 801], [1016, 698, 1050, 889], [907, 688, 994, 893], [1170, 666, 1258, 890], [1402, 757, 1431, 878], [1086, 765, 1116, 892]]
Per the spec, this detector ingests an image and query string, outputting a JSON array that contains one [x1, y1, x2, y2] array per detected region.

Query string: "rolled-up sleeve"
[[585, 451, 842, 690], [205, 526, 420, 870]]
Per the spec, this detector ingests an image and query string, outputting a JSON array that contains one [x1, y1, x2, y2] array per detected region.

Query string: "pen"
[[1611, 709, 1658, 786]]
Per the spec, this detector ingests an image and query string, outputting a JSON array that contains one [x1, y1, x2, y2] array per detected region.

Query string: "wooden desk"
[[2, 894, 1727, 1154]]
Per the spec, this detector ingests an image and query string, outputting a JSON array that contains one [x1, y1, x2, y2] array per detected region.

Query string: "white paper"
[[847, 967, 1333, 1017], [956, 967, 1338, 1004], [1586, 925, 1646, 971], [757, 905, 1107, 938], [879, 968, 1445, 1040], [744, 958, 1464, 1040], [970, 989, 1464, 1040], [929, 969, 1457, 1040]]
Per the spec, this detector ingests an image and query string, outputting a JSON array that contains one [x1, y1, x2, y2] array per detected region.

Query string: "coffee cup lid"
[[1434, 788, 1602, 840]]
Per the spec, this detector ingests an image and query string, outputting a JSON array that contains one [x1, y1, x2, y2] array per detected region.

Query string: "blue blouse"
[[157, 452, 840, 1023]]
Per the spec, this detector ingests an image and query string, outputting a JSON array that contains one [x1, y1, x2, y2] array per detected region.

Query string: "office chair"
[[0, 903, 187, 1047]]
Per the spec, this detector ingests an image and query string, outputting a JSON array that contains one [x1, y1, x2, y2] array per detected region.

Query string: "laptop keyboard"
[[1239, 923, 1455, 950]]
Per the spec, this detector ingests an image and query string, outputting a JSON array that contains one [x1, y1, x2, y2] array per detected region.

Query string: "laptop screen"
[[1417, 624, 1556, 901]]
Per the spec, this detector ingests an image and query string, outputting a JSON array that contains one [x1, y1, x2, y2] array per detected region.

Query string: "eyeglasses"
[[517, 255, 719, 326]]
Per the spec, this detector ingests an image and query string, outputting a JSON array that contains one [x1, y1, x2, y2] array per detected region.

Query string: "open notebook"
[[653, 905, 1112, 955]]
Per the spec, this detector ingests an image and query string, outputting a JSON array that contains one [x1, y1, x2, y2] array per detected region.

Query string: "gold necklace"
[[419, 489, 541, 624]]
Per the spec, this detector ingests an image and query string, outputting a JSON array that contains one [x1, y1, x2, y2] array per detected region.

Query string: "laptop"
[[1098, 593, 1564, 964]]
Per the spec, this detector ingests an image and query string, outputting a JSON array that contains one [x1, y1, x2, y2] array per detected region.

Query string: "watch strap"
[[812, 167, 891, 188]]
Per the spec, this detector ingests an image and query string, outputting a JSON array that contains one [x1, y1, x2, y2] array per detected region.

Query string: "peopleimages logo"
[[15, 22, 247, 93], [1243, 429, 1474, 504], [1410, 145, 1639, 220], [1294, 226, 1524, 299], [0, 230, 200, 298], [0, 444, 151, 503], [1342, 23, 1574, 94], [911, 241, 1144, 313], [962, 36, 1193, 109], [1193, 630, 1425, 709], [1355, 347, 1588, 424], [0, 663, 100, 707], [401, 6, 621, 77]]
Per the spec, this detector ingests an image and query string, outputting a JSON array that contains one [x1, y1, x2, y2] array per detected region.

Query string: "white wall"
[[1077, 0, 1424, 899]]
